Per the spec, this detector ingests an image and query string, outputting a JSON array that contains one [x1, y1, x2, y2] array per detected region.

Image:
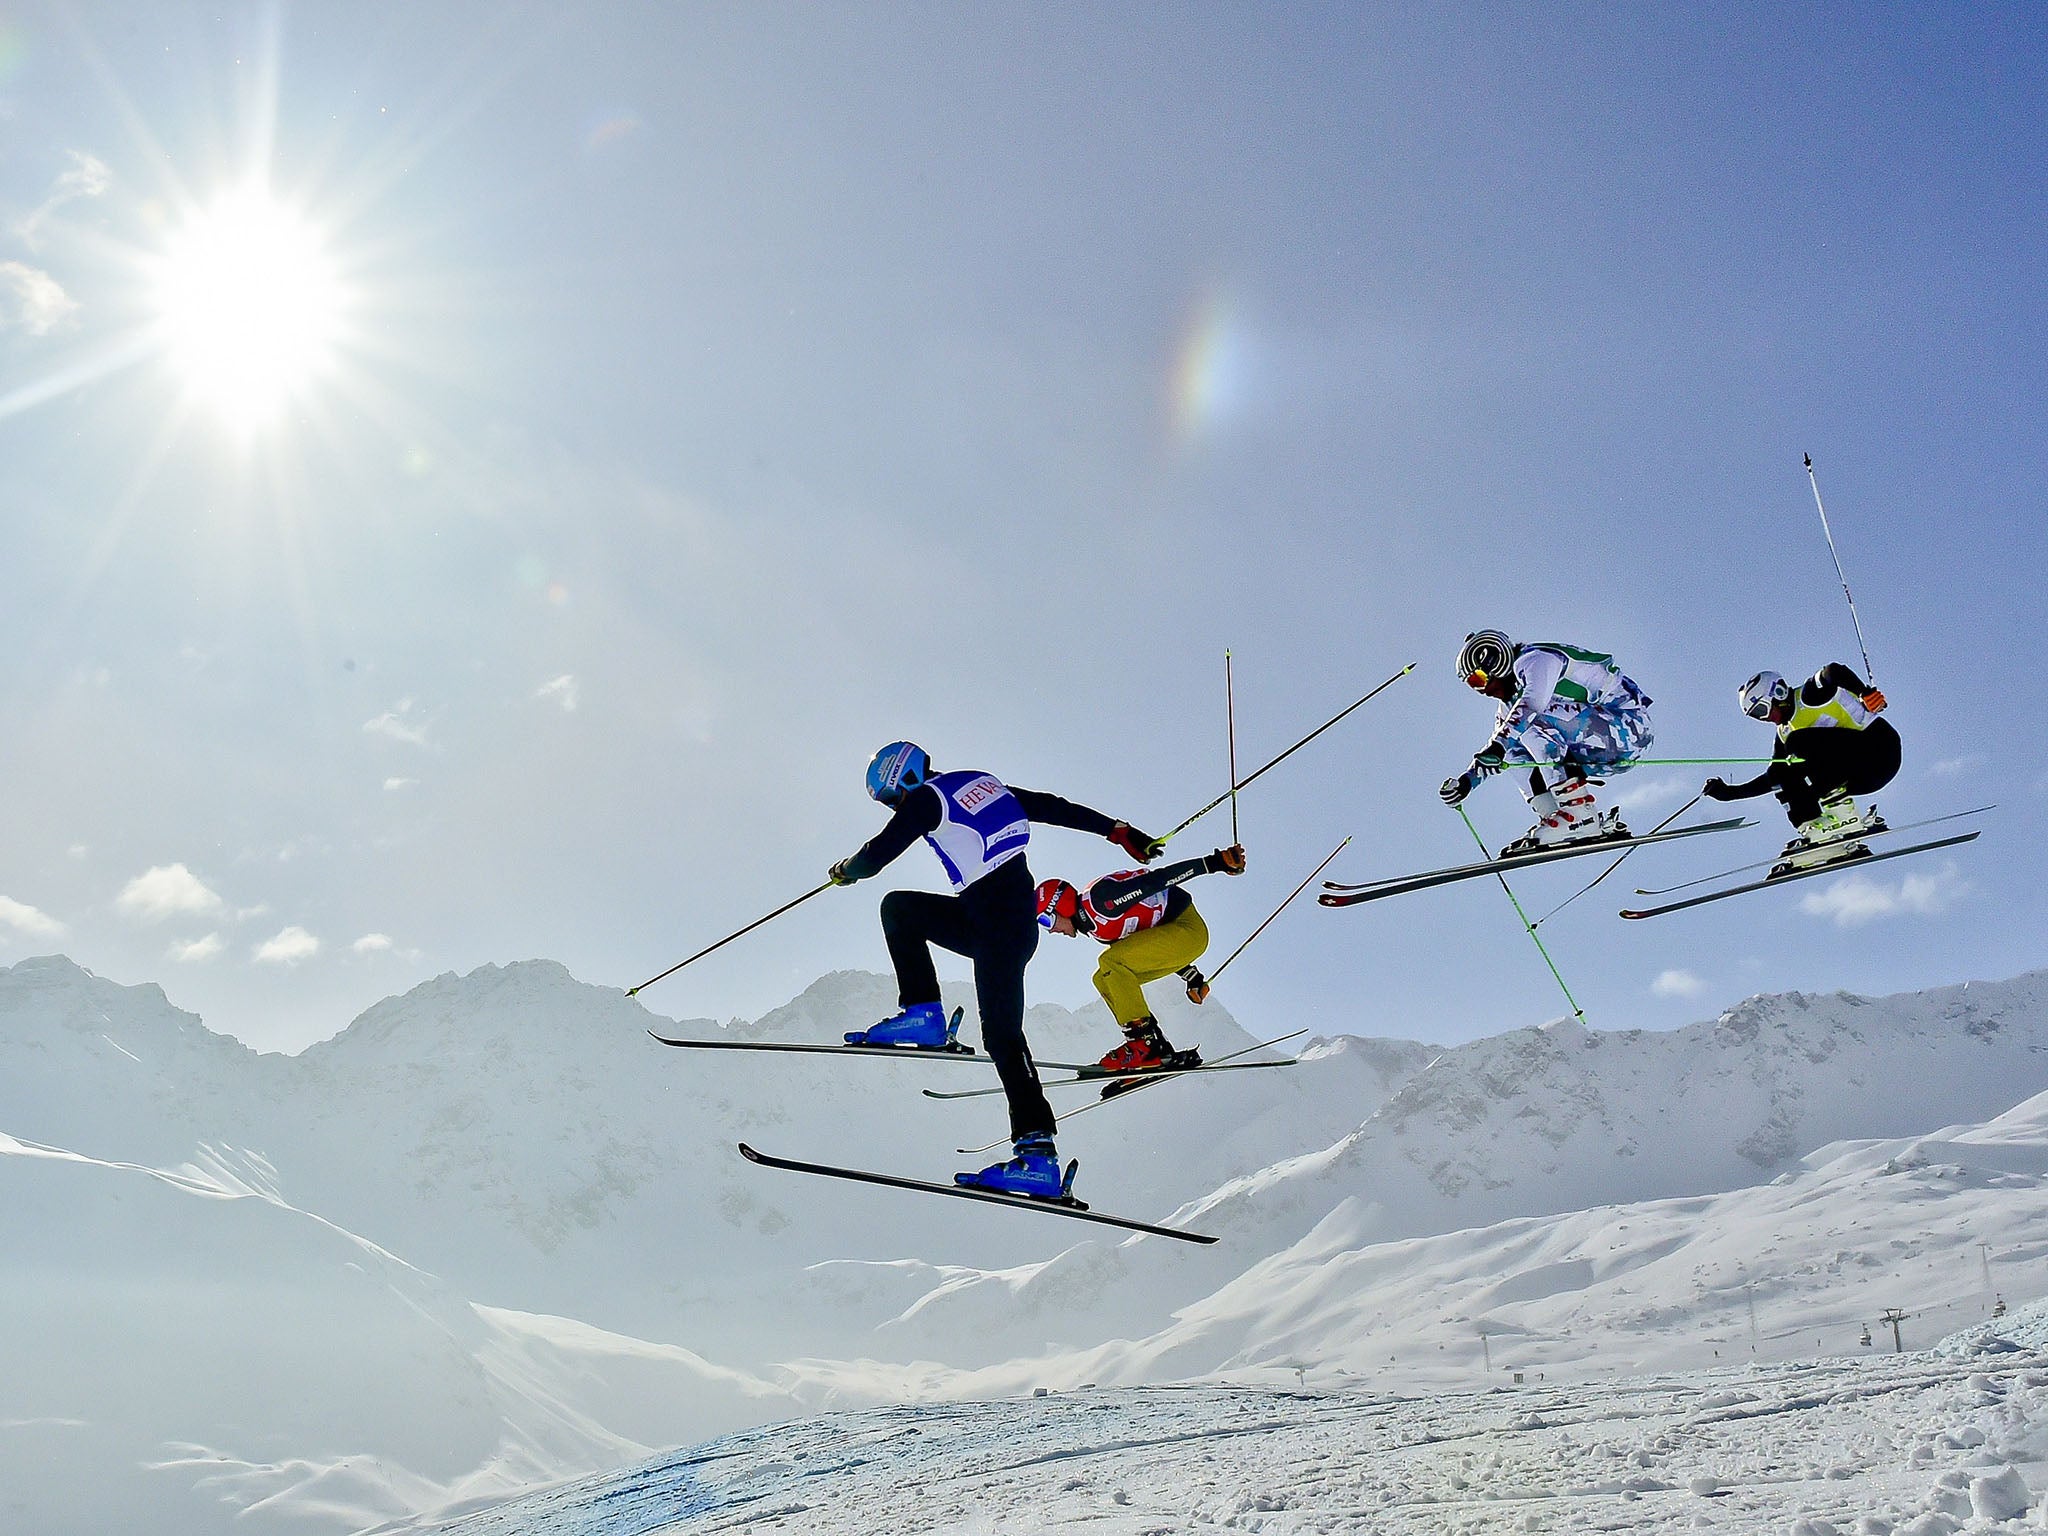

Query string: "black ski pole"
[[1530, 794, 1703, 930], [1209, 836, 1350, 982], [628, 881, 834, 997], [1162, 662, 1415, 844]]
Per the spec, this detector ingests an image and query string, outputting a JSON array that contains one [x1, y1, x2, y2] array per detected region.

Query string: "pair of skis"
[[1316, 817, 1751, 908], [1312, 807, 1986, 919], [1617, 806, 1991, 918]]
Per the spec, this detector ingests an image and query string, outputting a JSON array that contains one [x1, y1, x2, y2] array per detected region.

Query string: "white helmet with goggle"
[[1739, 670, 1792, 721]]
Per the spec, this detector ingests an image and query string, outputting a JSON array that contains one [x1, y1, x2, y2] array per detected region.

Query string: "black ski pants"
[[880, 856, 1053, 1143], [1772, 720, 1902, 825]]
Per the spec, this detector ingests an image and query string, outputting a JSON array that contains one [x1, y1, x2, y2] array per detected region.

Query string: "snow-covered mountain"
[[4, 953, 2048, 1535]]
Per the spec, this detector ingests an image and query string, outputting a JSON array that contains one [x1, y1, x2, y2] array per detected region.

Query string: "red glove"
[[1861, 689, 1887, 714], [1108, 822, 1164, 863]]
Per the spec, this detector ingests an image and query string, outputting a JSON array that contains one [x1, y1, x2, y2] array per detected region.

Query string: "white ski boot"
[[1770, 794, 1885, 878], [1498, 777, 1631, 859]]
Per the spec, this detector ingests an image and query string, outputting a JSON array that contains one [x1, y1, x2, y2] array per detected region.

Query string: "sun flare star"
[[149, 187, 346, 432]]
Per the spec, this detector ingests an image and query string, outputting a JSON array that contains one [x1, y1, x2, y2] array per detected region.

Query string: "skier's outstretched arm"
[[1088, 847, 1246, 916], [1011, 786, 1161, 863], [832, 786, 942, 883], [1704, 737, 1797, 802]]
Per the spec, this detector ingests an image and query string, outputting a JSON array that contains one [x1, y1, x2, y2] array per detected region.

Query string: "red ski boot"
[[1090, 1017, 1201, 1076]]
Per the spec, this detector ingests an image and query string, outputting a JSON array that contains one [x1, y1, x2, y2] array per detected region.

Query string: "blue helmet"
[[865, 741, 931, 805]]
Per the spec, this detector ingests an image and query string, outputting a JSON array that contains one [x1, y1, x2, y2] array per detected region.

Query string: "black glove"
[[1206, 845, 1247, 875], [1473, 738, 1509, 771], [827, 859, 858, 886], [1701, 777, 1734, 802], [1109, 822, 1164, 863], [1179, 965, 1210, 1004], [1439, 770, 1478, 807]]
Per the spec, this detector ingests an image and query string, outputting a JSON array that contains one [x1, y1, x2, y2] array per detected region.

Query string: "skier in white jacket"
[[1439, 630, 1655, 857]]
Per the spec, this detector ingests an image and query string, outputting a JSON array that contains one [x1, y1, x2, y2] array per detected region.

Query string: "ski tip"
[[737, 1143, 764, 1163]]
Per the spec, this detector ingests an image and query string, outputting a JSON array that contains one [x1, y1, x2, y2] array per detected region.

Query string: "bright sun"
[[150, 186, 346, 431]]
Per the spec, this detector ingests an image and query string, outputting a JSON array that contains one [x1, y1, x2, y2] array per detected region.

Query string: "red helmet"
[[1034, 878, 1081, 929]]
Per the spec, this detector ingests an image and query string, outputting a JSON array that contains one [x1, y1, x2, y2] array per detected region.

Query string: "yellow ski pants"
[[1093, 904, 1209, 1027]]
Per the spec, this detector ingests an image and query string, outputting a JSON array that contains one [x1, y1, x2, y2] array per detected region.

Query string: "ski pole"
[[1805, 452, 1876, 681], [627, 881, 834, 997], [1209, 836, 1350, 983], [1456, 807, 1585, 1022], [1162, 662, 1416, 844], [1530, 794, 1702, 930], [1225, 650, 1241, 847]]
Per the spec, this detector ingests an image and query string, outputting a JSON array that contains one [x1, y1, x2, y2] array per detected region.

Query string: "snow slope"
[[7, 954, 2048, 1534], [400, 1322, 2048, 1536], [0, 1129, 797, 1536]]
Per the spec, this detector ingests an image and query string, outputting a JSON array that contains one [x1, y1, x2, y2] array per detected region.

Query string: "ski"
[[735, 1143, 1218, 1245], [1620, 832, 1981, 919], [649, 1009, 1093, 1071], [954, 1031, 1310, 1153], [1630, 805, 1995, 895], [1317, 818, 1750, 908], [921, 1052, 1298, 1102]]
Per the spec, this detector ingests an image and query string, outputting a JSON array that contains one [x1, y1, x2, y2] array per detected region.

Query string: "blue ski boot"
[[955, 1134, 1074, 1200], [845, 1001, 952, 1049]]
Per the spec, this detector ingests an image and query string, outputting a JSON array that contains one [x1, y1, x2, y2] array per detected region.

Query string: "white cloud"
[[364, 699, 432, 747], [536, 673, 579, 711], [0, 895, 66, 939], [1614, 774, 1690, 813], [16, 150, 110, 247], [352, 932, 393, 954], [1928, 754, 1984, 778], [116, 864, 224, 923], [1652, 969, 1703, 998], [1797, 861, 1969, 928], [383, 777, 417, 791], [253, 926, 321, 964], [168, 933, 224, 963], [0, 261, 78, 334]]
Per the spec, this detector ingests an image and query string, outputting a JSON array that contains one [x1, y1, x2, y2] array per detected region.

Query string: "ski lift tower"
[[1879, 1308, 1910, 1352]]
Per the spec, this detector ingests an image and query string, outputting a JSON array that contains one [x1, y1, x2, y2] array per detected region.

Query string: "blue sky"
[[1, 3, 2042, 1053]]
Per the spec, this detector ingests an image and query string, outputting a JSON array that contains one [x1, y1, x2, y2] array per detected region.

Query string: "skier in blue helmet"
[[830, 740, 1162, 1200]]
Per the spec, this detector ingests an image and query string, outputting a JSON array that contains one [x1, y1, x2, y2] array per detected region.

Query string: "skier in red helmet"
[[1036, 843, 1247, 1075]]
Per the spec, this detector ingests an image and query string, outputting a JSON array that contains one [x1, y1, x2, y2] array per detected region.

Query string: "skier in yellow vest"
[[1703, 664, 1899, 874], [1035, 845, 1246, 1074]]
